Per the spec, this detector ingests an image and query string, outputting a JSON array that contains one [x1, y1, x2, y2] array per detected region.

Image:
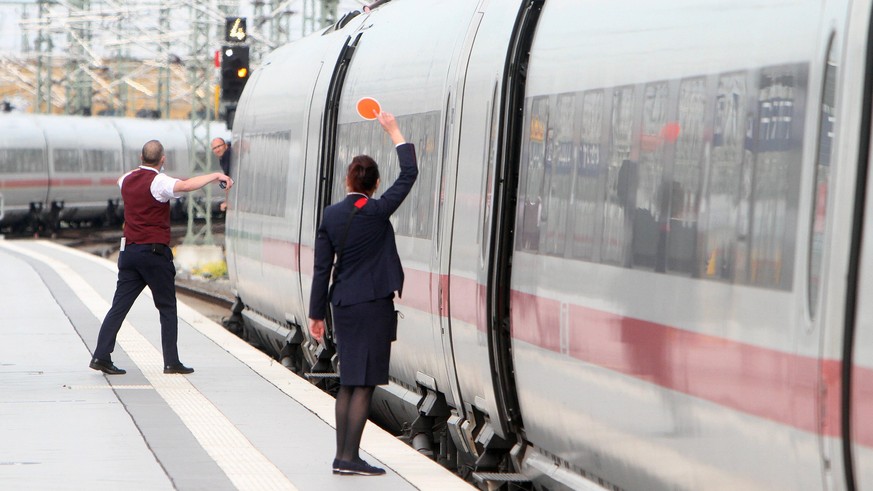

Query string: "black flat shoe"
[[163, 363, 194, 374], [334, 459, 385, 476], [89, 358, 126, 375]]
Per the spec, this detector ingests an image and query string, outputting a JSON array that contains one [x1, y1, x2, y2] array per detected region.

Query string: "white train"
[[224, 0, 873, 489], [0, 114, 230, 233]]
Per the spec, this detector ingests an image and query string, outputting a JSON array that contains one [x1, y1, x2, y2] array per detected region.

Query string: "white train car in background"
[[0, 114, 230, 232]]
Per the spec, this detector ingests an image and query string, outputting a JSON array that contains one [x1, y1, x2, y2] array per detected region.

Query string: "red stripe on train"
[[263, 237, 296, 269], [261, 237, 872, 447], [50, 178, 101, 187], [0, 178, 119, 188], [0, 179, 50, 188]]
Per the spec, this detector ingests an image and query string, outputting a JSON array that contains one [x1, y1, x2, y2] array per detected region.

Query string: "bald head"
[[211, 137, 228, 158], [142, 140, 164, 167]]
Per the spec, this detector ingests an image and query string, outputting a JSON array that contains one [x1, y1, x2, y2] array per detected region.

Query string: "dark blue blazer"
[[309, 143, 417, 320]]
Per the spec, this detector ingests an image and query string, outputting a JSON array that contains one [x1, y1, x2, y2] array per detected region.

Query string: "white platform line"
[[35, 240, 474, 490], [0, 241, 297, 491], [65, 384, 154, 390]]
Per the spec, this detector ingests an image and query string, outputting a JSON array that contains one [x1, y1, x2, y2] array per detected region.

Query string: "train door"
[[444, 2, 533, 458], [432, 9, 488, 439], [816, 1, 873, 489], [845, 0, 873, 487], [320, 2, 485, 417]]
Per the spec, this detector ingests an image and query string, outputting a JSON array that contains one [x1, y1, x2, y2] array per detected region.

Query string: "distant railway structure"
[[0, 0, 349, 118]]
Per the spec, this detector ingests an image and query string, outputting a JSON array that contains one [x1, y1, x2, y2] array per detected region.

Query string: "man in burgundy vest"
[[90, 139, 233, 375]]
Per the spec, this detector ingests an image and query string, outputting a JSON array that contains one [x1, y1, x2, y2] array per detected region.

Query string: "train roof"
[[0, 114, 46, 148]]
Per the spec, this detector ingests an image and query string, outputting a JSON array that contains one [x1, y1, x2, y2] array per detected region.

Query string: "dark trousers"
[[93, 243, 180, 366]]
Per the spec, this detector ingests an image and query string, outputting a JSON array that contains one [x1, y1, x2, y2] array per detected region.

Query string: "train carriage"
[[39, 115, 124, 225], [227, 0, 873, 489], [0, 115, 49, 228], [0, 115, 231, 231]]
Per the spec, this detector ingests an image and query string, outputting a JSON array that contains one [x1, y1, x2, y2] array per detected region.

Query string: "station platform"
[[0, 240, 473, 491]]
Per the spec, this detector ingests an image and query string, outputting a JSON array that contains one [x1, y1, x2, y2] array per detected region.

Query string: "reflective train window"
[[519, 92, 576, 257], [163, 150, 176, 172], [748, 66, 806, 290], [517, 95, 549, 252], [53, 149, 81, 172], [632, 82, 670, 271], [703, 72, 748, 282], [513, 64, 806, 291], [603, 86, 635, 266], [808, 43, 837, 317], [540, 93, 575, 257], [81, 150, 120, 173], [667, 77, 706, 276], [333, 112, 440, 239], [0, 149, 45, 173], [570, 89, 605, 262], [236, 131, 290, 217]]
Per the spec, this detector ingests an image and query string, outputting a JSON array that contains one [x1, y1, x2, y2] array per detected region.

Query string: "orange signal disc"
[[356, 97, 381, 120]]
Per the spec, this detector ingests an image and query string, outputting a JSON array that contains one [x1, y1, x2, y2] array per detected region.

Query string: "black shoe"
[[334, 459, 385, 476], [89, 358, 126, 375], [332, 459, 342, 474], [163, 363, 194, 374]]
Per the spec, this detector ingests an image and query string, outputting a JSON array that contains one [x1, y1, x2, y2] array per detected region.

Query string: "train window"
[[480, 82, 499, 265], [81, 150, 120, 173], [666, 77, 707, 276], [0, 149, 45, 173], [747, 65, 806, 290], [413, 112, 440, 238], [630, 82, 670, 270], [236, 131, 289, 217], [808, 45, 837, 316], [334, 112, 440, 239], [702, 72, 748, 282], [570, 90, 606, 262], [126, 150, 139, 170], [506, 64, 805, 292], [53, 149, 81, 172], [601, 86, 635, 266], [539, 93, 575, 257], [517, 96, 549, 252], [163, 150, 176, 172]]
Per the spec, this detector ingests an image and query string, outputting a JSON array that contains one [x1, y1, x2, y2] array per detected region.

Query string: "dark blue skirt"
[[332, 296, 396, 386]]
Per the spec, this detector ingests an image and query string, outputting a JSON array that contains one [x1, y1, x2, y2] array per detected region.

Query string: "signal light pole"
[[220, 17, 249, 130], [220, 45, 250, 103]]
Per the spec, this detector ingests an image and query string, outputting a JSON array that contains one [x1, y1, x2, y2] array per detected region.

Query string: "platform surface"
[[0, 239, 473, 491]]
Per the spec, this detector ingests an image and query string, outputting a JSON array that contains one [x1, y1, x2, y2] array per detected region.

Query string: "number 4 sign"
[[225, 17, 247, 43]]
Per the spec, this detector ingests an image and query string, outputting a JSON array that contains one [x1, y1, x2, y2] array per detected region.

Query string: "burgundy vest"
[[122, 168, 171, 245]]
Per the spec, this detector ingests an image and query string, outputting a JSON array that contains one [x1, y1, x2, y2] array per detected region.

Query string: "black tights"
[[335, 385, 375, 462]]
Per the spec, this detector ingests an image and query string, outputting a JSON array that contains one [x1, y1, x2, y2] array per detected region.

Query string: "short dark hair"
[[347, 155, 379, 193], [142, 140, 164, 166]]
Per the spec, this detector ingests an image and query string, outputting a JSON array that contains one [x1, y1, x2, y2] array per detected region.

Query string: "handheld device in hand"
[[219, 181, 227, 189]]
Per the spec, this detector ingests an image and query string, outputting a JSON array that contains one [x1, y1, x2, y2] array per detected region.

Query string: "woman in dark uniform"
[[308, 111, 417, 476]]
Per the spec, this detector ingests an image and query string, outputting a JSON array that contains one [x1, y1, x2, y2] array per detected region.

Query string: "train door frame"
[[842, 1, 873, 488], [433, 9, 487, 434], [306, 33, 364, 369], [316, 33, 363, 222], [487, 0, 545, 444], [806, 22, 848, 491], [809, 1, 873, 489]]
